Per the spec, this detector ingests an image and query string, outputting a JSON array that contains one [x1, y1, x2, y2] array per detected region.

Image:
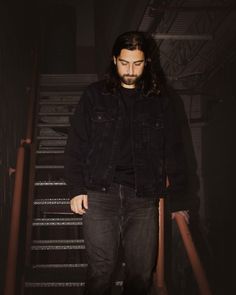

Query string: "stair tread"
[[32, 239, 84, 244], [34, 198, 69, 205], [25, 268, 122, 286], [37, 136, 67, 139], [25, 283, 85, 288], [38, 123, 70, 127], [36, 150, 64, 154], [34, 180, 66, 186], [39, 101, 79, 105], [32, 217, 83, 226], [33, 217, 82, 221], [35, 165, 64, 169], [32, 263, 88, 269], [25, 267, 87, 283], [31, 245, 85, 250], [40, 91, 83, 96], [39, 112, 74, 115], [25, 281, 122, 287]]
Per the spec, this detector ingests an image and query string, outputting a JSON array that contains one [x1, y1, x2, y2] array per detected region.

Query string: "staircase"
[[22, 74, 123, 295]]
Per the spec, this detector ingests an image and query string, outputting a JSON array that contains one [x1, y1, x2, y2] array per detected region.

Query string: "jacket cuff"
[[168, 191, 190, 212], [68, 187, 87, 200]]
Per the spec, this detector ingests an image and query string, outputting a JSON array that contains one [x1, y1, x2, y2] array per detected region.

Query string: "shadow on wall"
[[147, 34, 201, 215], [165, 86, 212, 295], [147, 34, 214, 294]]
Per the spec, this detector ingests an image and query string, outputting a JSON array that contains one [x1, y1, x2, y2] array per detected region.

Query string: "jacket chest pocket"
[[140, 117, 164, 130], [91, 110, 116, 140], [91, 110, 115, 123], [135, 116, 164, 146]]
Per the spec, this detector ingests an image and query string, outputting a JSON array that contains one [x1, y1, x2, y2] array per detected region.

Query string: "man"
[[65, 31, 189, 295]]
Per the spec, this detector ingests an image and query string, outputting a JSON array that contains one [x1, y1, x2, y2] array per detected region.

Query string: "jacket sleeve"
[[64, 88, 91, 199], [163, 94, 189, 212]]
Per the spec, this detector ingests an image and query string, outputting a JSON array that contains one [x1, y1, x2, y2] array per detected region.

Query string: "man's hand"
[[171, 210, 189, 224], [70, 195, 88, 215]]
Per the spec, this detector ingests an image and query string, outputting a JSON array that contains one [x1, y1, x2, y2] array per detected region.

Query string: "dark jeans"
[[82, 183, 159, 295]]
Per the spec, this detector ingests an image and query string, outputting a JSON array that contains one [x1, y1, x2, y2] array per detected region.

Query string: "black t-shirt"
[[113, 87, 138, 188]]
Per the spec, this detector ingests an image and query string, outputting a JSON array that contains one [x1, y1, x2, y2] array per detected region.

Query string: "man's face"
[[113, 49, 145, 89]]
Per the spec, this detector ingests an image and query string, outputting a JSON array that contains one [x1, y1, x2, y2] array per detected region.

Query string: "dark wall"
[[75, 0, 96, 73], [202, 59, 236, 294], [0, 1, 37, 292], [38, 0, 95, 74], [40, 5, 76, 74], [93, 0, 150, 77]]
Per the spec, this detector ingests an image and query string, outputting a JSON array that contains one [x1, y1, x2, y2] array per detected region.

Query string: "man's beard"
[[119, 74, 142, 86]]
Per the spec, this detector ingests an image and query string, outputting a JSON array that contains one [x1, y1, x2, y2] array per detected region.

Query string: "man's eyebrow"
[[118, 58, 145, 63]]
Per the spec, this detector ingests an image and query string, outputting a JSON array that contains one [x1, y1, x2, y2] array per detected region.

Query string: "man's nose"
[[128, 64, 134, 75]]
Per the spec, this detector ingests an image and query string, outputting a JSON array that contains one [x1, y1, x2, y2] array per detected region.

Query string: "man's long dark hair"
[[104, 31, 166, 96]]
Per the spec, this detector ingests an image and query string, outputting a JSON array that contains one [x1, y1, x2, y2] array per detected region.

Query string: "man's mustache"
[[123, 75, 137, 78]]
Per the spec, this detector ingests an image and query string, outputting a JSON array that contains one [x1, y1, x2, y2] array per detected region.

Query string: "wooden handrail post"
[[156, 174, 212, 295], [156, 198, 165, 286], [4, 146, 25, 295], [156, 198, 169, 295], [174, 213, 212, 295]]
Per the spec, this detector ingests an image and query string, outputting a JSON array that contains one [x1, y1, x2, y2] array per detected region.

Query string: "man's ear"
[[113, 56, 117, 65]]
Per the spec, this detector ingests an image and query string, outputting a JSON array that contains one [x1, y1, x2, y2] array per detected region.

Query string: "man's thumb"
[[83, 195, 88, 209]]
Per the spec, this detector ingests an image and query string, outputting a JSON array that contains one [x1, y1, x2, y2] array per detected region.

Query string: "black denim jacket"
[[64, 80, 188, 212]]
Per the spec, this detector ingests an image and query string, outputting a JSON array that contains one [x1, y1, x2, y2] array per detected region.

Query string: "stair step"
[[34, 199, 69, 205], [35, 165, 64, 169], [32, 239, 84, 244], [24, 266, 87, 283], [40, 91, 83, 97], [25, 282, 85, 287], [25, 281, 123, 288], [23, 267, 123, 290], [39, 101, 79, 105], [38, 124, 70, 127], [37, 136, 67, 140], [36, 150, 64, 154], [38, 140, 67, 148], [39, 212, 73, 216], [32, 264, 88, 269], [35, 181, 66, 186], [40, 97, 79, 101], [40, 73, 97, 87], [39, 112, 74, 116], [32, 263, 125, 269], [31, 245, 85, 250], [32, 218, 82, 226]]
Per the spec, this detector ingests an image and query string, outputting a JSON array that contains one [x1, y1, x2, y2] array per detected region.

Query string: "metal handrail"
[[175, 212, 212, 295], [4, 47, 39, 295], [4, 145, 26, 295], [156, 198, 169, 295], [156, 197, 212, 295]]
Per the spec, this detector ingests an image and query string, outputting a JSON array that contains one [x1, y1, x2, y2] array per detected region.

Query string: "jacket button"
[[102, 187, 107, 192], [156, 122, 159, 127]]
